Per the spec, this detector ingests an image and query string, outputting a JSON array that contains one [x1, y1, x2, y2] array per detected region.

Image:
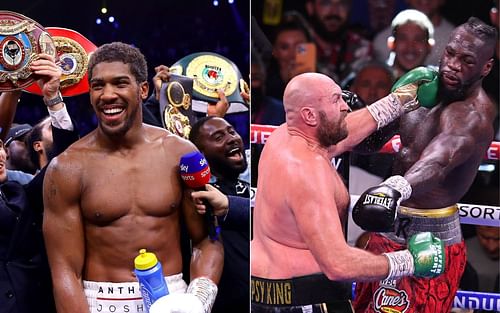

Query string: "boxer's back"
[[63, 126, 187, 282], [252, 125, 349, 278], [396, 89, 495, 208]]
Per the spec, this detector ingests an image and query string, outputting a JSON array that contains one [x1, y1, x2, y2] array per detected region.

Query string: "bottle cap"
[[134, 249, 158, 270]]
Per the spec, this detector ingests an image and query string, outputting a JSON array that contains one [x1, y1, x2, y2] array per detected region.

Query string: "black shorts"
[[251, 274, 353, 313]]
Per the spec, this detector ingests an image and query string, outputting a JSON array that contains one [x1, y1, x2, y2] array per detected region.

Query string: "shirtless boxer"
[[352, 17, 498, 313], [251, 71, 446, 313], [42, 42, 223, 313]]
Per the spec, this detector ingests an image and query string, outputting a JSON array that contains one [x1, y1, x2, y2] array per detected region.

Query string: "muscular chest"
[[399, 106, 443, 159], [80, 152, 182, 224]]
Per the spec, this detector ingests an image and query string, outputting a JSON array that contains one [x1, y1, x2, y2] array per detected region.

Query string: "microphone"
[[179, 151, 220, 240]]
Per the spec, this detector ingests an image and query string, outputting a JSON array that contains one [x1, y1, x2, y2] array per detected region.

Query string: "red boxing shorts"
[[353, 232, 466, 313]]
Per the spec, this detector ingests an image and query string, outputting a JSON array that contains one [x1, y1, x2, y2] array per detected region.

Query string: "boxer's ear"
[[481, 58, 494, 78], [300, 107, 318, 126]]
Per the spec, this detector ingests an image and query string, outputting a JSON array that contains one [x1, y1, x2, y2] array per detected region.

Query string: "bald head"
[[283, 73, 342, 122]]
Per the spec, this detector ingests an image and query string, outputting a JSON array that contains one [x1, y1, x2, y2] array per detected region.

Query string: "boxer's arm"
[[330, 107, 378, 156], [43, 155, 89, 313], [182, 188, 224, 283], [403, 105, 493, 196], [288, 155, 389, 281]]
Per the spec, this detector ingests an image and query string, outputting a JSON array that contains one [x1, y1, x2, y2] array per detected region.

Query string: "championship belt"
[[23, 27, 97, 96], [159, 74, 195, 139], [170, 52, 249, 107], [0, 10, 56, 91]]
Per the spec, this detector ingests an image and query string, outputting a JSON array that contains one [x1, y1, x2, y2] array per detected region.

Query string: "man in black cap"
[[5, 123, 36, 176]]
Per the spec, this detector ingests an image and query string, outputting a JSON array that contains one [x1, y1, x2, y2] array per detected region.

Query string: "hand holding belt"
[[159, 74, 194, 139], [0, 10, 56, 91]]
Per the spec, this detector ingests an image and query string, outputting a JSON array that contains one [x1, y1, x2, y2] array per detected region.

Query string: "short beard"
[[438, 73, 478, 102], [317, 111, 348, 147], [310, 14, 346, 42]]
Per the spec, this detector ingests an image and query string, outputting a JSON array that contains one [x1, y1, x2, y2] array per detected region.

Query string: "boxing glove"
[[383, 232, 445, 279], [352, 175, 412, 232], [391, 66, 439, 109], [352, 185, 401, 232], [150, 277, 217, 313], [342, 90, 365, 111], [366, 67, 437, 129]]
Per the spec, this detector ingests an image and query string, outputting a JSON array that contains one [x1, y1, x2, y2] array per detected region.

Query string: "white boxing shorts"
[[84, 273, 187, 313]]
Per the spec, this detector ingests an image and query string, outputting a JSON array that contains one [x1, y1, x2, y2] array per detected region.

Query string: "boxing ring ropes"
[[250, 123, 500, 311]]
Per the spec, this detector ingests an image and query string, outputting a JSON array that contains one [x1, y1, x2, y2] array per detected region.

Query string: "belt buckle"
[[0, 10, 56, 91]]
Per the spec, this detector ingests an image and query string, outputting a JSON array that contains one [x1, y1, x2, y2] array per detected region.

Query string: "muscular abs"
[[79, 140, 185, 282]]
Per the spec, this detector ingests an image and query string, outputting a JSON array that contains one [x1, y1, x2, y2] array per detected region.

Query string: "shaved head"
[[283, 73, 342, 120], [282, 72, 349, 146]]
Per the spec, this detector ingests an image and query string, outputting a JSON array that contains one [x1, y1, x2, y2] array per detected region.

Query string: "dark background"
[[3, 0, 250, 136]]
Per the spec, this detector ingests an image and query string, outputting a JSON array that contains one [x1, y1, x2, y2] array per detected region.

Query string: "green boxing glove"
[[391, 66, 439, 109], [383, 231, 445, 279], [408, 232, 445, 277]]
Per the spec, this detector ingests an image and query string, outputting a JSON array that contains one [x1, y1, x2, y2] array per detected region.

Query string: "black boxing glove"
[[352, 175, 412, 232], [342, 90, 365, 111]]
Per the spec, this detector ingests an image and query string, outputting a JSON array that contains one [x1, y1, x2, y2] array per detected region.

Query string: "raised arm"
[[43, 154, 89, 313]]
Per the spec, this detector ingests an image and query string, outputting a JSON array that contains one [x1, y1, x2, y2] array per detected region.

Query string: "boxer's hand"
[[342, 90, 365, 112], [153, 65, 171, 101], [150, 277, 217, 313], [352, 185, 401, 232], [384, 232, 445, 279], [391, 66, 439, 111], [352, 175, 412, 232], [408, 232, 445, 277]]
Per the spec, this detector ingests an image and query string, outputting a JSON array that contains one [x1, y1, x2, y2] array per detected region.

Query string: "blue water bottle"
[[134, 249, 169, 313]]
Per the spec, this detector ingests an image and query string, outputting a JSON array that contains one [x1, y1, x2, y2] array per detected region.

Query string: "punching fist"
[[384, 232, 445, 279], [391, 66, 439, 110], [366, 67, 438, 129], [352, 175, 412, 232]]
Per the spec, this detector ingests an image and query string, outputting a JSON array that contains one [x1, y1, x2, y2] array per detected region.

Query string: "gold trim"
[[52, 35, 89, 89], [399, 205, 458, 218]]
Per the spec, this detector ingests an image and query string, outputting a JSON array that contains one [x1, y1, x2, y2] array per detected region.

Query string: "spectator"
[[305, 0, 373, 82], [465, 225, 500, 293], [189, 116, 250, 313], [4, 123, 36, 183], [265, 12, 313, 99], [385, 9, 435, 79], [373, 0, 455, 66]]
